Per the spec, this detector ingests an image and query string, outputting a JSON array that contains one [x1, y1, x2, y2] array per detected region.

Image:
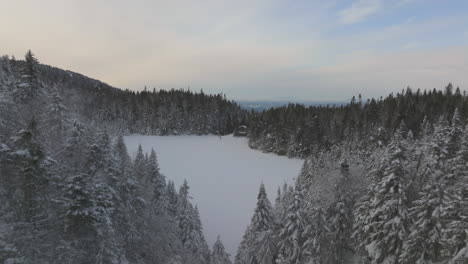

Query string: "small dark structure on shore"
[[234, 125, 248, 137]]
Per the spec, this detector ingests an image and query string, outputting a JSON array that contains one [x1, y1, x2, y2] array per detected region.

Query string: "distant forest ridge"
[[1, 52, 466, 159], [237, 100, 346, 111]]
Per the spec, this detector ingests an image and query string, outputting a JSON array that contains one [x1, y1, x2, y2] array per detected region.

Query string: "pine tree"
[[193, 205, 211, 263], [303, 199, 329, 264], [14, 50, 39, 102], [147, 148, 167, 214], [133, 144, 146, 180], [4, 124, 51, 262], [330, 159, 354, 264], [64, 172, 95, 234], [353, 123, 410, 263], [447, 109, 463, 159], [175, 180, 209, 264], [63, 118, 86, 169], [234, 226, 251, 264], [277, 184, 306, 264], [250, 183, 274, 232], [235, 183, 276, 264], [400, 115, 455, 263], [23, 50, 39, 83], [400, 179, 446, 264], [166, 180, 179, 216], [444, 124, 468, 259], [112, 135, 143, 262], [86, 132, 122, 263], [45, 87, 68, 151], [210, 236, 232, 264]]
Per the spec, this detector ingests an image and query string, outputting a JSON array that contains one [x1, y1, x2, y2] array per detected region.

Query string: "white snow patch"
[[124, 135, 302, 257]]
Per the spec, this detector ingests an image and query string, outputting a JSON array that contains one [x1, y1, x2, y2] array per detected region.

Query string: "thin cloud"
[[338, 0, 381, 24], [1, 0, 467, 101]]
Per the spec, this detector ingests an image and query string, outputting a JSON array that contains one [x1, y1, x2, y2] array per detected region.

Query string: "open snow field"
[[124, 135, 302, 257]]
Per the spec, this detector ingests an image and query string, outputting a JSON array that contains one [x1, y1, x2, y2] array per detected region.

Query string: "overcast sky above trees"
[[3, 0, 468, 101]]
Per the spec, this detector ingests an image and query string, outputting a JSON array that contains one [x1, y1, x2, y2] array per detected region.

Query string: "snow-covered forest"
[[0, 52, 233, 264], [237, 113, 468, 263], [124, 135, 302, 257], [1, 51, 467, 263]]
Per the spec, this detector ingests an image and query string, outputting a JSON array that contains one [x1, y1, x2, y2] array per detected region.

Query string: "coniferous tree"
[[443, 123, 468, 260], [302, 199, 329, 264], [236, 183, 276, 264], [2, 124, 52, 263], [330, 159, 354, 264], [354, 123, 410, 263], [147, 148, 167, 215], [277, 184, 306, 264], [210, 236, 232, 264], [14, 50, 39, 102], [400, 179, 446, 264], [44, 87, 68, 151], [133, 144, 146, 180]]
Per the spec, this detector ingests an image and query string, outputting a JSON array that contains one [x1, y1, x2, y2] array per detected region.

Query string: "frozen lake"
[[124, 135, 302, 257]]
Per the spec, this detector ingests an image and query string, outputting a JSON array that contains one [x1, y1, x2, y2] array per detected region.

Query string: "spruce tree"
[[277, 184, 306, 264], [147, 148, 167, 214], [4, 125, 51, 262], [15, 50, 39, 102], [330, 159, 354, 264], [45, 87, 68, 151], [210, 236, 232, 264], [235, 183, 276, 264], [353, 123, 410, 263], [400, 179, 446, 264], [443, 124, 468, 259], [23, 50, 38, 82], [133, 144, 146, 180], [250, 183, 274, 232], [175, 180, 209, 264], [303, 199, 329, 264]]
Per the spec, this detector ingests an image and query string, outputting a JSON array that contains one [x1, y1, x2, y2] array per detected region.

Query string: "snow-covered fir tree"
[[235, 183, 276, 264], [302, 198, 329, 264], [175, 180, 210, 264], [277, 184, 306, 264], [14, 50, 39, 103], [330, 159, 354, 264], [210, 236, 232, 264], [353, 123, 411, 263]]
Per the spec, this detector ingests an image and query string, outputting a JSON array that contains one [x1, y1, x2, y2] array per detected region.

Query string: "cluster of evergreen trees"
[[5, 52, 248, 136], [237, 112, 468, 263], [248, 85, 468, 158], [0, 52, 234, 263], [2, 50, 467, 263]]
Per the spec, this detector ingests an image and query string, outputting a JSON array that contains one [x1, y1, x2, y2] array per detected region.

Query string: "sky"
[[2, 0, 468, 101]]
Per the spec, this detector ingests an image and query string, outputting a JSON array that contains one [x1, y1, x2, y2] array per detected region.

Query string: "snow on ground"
[[124, 135, 302, 257]]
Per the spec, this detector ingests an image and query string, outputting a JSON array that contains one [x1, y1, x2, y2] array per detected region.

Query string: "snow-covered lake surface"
[[124, 135, 302, 257]]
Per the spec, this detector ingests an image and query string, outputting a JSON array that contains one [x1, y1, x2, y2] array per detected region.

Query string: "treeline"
[[248, 85, 467, 157], [6, 53, 247, 136], [236, 111, 468, 263], [0, 52, 233, 264]]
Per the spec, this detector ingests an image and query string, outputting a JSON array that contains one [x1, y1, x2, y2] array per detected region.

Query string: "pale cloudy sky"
[[2, 0, 468, 101]]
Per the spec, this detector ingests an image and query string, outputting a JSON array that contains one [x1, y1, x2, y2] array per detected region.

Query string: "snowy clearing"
[[124, 135, 302, 257]]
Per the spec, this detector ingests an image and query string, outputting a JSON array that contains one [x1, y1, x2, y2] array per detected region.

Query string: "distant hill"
[[237, 100, 345, 111]]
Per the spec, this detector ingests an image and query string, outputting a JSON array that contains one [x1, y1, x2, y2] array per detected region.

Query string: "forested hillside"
[[32, 58, 247, 136], [248, 86, 467, 157], [1, 51, 467, 264], [237, 111, 468, 263], [0, 52, 233, 263]]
